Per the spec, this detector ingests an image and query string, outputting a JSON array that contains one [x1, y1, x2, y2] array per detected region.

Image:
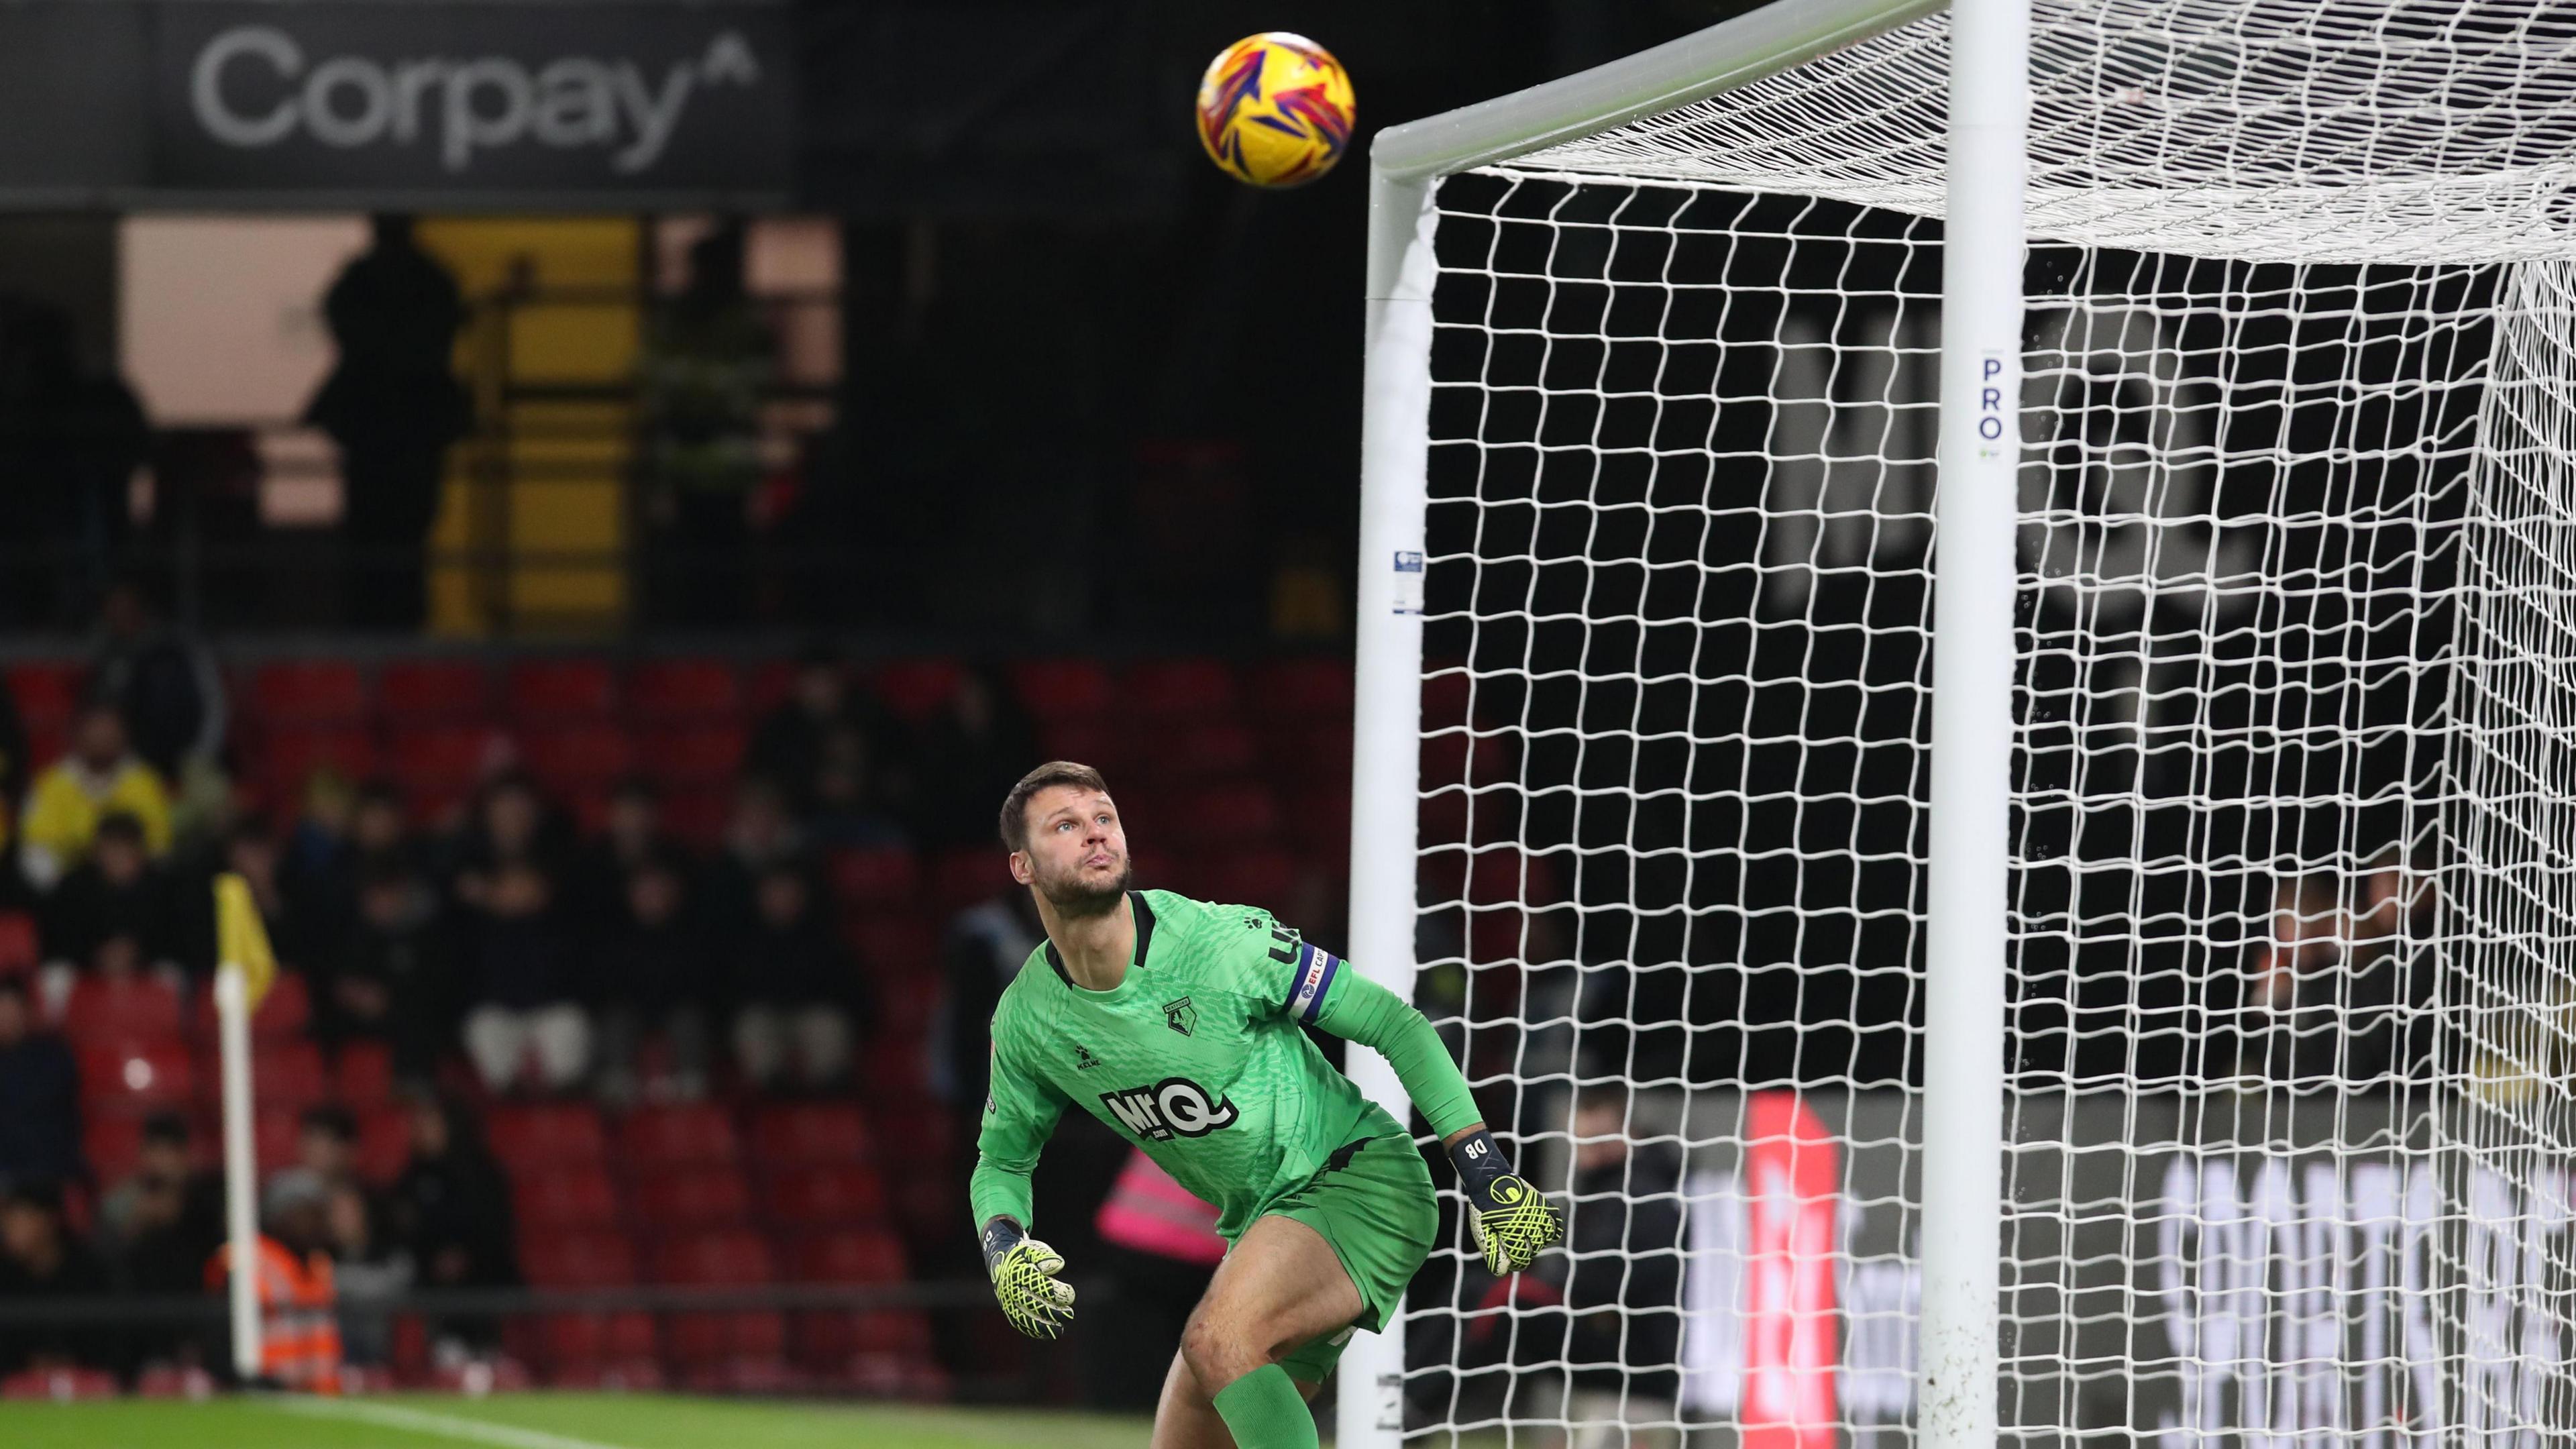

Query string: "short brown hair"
[[999, 761, 1110, 853]]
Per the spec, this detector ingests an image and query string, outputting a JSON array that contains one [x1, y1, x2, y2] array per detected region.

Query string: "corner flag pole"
[[213, 873, 278, 1381]]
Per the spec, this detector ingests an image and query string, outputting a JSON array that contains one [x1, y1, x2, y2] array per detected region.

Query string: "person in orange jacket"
[[207, 1168, 342, 1393]]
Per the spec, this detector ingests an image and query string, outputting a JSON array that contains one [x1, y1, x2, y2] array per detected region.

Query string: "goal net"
[[1351, 1, 2576, 1444]]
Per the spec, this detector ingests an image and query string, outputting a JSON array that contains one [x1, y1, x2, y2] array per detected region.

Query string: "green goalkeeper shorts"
[[1256, 1128, 1438, 1384]]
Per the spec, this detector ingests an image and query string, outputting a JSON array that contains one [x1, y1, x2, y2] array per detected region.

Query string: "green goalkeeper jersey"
[[970, 888, 1481, 1240]]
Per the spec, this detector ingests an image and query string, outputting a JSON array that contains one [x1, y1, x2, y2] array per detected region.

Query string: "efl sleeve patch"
[[1283, 941, 1342, 1024]]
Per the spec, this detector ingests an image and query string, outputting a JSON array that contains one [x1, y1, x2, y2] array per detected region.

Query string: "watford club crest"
[[1163, 997, 1197, 1037]]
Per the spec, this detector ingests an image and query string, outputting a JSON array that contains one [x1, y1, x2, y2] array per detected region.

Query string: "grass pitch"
[[0, 1392, 1156, 1449]]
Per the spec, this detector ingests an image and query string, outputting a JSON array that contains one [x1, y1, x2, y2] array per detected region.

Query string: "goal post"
[[1347, 1, 2576, 1446]]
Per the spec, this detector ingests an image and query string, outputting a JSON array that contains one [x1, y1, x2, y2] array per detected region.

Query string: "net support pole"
[[1917, 0, 2027, 1444], [215, 961, 262, 1381], [1339, 162, 1439, 1449]]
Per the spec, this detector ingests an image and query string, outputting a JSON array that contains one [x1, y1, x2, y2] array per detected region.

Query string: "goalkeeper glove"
[[981, 1217, 1075, 1340], [1448, 1128, 1564, 1275]]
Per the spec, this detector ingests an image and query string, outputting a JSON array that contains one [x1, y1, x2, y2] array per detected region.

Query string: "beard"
[[1034, 853, 1134, 916]]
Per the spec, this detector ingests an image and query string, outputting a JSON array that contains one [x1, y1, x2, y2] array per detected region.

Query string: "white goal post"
[[1345, 3, 2576, 1447]]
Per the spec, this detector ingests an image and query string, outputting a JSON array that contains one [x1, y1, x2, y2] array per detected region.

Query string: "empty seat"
[[1247, 658, 1354, 718], [1198, 849, 1298, 911], [652, 1228, 771, 1286], [377, 660, 490, 718], [868, 659, 961, 722], [928, 848, 1005, 917], [826, 846, 918, 906], [792, 1228, 908, 1285], [506, 660, 617, 720], [356, 1107, 411, 1182], [530, 1311, 656, 1368], [250, 661, 368, 724], [617, 1104, 738, 1172], [545, 1358, 664, 1391], [0, 912, 36, 976], [486, 1103, 608, 1173], [79, 1043, 193, 1112], [661, 787, 731, 849], [5, 661, 85, 727], [631, 1167, 753, 1232], [254, 1110, 303, 1173], [760, 1164, 888, 1228], [1161, 719, 1260, 780], [794, 1306, 931, 1369], [1124, 658, 1236, 716], [520, 1230, 637, 1288], [1007, 659, 1115, 720], [333, 1041, 396, 1109], [84, 1116, 146, 1184], [1034, 719, 1128, 777], [633, 723, 745, 786], [60, 975, 184, 1049], [385, 724, 495, 794], [258, 1040, 330, 1113], [1162, 782, 1283, 848], [519, 723, 635, 793], [745, 1103, 871, 1167], [1, 1367, 119, 1401], [514, 1168, 620, 1231], [625, 659, 741, 721], [877, 976, 941, 1038], [259, 725, 381, 798]]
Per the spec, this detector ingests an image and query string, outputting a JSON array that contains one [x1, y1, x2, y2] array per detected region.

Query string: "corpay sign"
[[152, 3, 792, 197]]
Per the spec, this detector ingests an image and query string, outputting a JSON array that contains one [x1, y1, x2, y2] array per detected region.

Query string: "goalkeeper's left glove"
[[1448, 1128, 1564, 1274], [981, 1217, 1075, 1340]]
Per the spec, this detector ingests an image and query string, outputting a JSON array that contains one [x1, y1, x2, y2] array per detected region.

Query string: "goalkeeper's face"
[[1012, 786, 1134, 913]]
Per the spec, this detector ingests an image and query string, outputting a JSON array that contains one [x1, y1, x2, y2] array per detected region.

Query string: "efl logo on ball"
[[1196, 32, 1354, 189]]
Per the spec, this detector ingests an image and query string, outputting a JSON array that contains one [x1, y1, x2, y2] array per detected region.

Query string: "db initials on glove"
[[1449, 1128, 1564, 1275], [981, 1218, 1075, 1340]]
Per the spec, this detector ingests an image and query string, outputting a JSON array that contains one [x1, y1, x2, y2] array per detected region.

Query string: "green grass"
[[0, 1393, 1157, 1449]]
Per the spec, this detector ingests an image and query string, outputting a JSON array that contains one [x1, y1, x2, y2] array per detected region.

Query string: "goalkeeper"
[[972, 761, 1560, 1449]]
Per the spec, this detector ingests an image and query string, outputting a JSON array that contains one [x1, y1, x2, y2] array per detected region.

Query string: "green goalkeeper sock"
[[1211, 1364, 1318, 1449]]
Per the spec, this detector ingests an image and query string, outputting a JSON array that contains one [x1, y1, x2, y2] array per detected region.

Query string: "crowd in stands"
[[0, 600, 1357, 1393]]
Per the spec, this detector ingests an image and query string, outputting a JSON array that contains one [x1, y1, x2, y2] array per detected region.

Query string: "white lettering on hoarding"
[[188, 24, 758, 174]]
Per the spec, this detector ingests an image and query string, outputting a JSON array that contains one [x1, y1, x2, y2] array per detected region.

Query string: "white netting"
[[1391, 2, 2576, 1443]]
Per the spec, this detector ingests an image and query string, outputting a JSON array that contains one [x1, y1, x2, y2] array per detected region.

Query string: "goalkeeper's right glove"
[[1448, 1128, 1564, 1275], [981, 1217, 1075, 1340]]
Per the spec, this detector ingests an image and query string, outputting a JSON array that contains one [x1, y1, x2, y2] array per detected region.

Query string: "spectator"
[[1554, 1086, 1687, 1449], [806, 722, 907, 849], [0, 979, 80, 1188], [42, 810, 178, 975], [747, 648, 904, 814], [459, 860, 586, 1094], [729, 862, 867, 1092], [317, 860, 452, 1084], [97, 1112, 224, 1369], [0, 300, 149, 630], [88, 580, 226, 784], [936, 884, 1041, 1138], [325, 1180, 411, 1369], [639, 221, 771, 627], [447, 771, 566, 912], [209, 1169, 341, 1392], [590, 852, 712, 1104], [572, 775, 683, 921], [349, 780, 421, 875], [176, 818, 301, 989], [387, 1096, 516, 1353], [0, 1181, 116, 1375], [18, 702, 170, 891], [701, 773, 802, 937], [306, 213, 470, 633], [280, 771, 362, 947], [905, 666, 1036, 848], [297, 1108, 380, 1216]]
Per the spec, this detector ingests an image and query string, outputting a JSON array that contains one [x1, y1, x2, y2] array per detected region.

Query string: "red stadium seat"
[[78, 1043, 193, 1113], [661, 787, 731, 849], [334, 1041, 396, 1109], [1161, 719, 1260, 780], [356, 1107, 410, 1182], [132, 1365, 219, 1399], [254, 1110, 302, 1173], [520, 1231, 637, 1288], [1248, 658, 1354, 718], [377, 660, 490, 718], [515, 1168, 620, 1231], [1197, 849, 1298, 911], [826, 846, 918, 906], [60, 975, 184, 1049], [791, 1228, 906, 1285], [618, 1104, 738, 1172], [189, 972, 309, 1044], [633, 723, 745, 786], [259, 725, 381, 800], [5, 661, 84, 728], [531, 1311, 656, 1368], [625, 659, 741, 721], [1124, 658, 1236, 717], [250, 661, 368, 724], [1162, 782, 1283, 848], [1033, 719, 1128, 778], [841, 915, 935, 981], [760, 1164, 888, 1228], [795, 1306, 932, 1369], [0, 912, 36, 977], [928, 847, 1006, 916], [746, 1103, 871, 1167], [545, 1357, 664, 1391], [84, 1116, 146, 1183], [878, 976, 940, 1038], [1, 1368, 119, 1401], [258, 1040, 330, 1114], [519, 723, 635, 794], [631, 1167, 753, 1232], [1008, 659, 1115, 721], [743, 658, 798, 714], [652, 1229, 771, 1285], [386, 724, 496, 794], [869, 658, 961, 723], [506, 660, 617, 721], [486, 1103, 608, 1173]]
